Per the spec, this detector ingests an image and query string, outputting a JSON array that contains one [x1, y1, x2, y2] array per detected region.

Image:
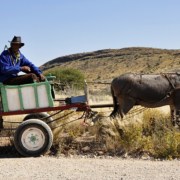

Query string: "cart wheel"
[[14, 119, 53, 157], [23, 112, 55, 128]]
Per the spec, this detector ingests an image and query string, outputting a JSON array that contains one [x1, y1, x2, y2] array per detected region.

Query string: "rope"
[[123, 108, 148, 121], [46, 111, 75, 124], [51, 117, 83, 129], [41, 110, 64, 120], [51, 111, 87, 129]]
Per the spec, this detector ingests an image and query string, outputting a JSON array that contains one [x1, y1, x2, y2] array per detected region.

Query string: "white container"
[[21, 86, 36, 109], [6, 88, 21, 111], [37, 84, 50, 108], [0, 81, 54, 112]]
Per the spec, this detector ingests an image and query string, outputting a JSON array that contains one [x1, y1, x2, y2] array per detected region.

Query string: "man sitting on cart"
[[0, 36, 45, 85], [0, 36, 46, 129]]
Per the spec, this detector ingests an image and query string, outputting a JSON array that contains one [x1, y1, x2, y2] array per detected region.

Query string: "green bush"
[[44, 67, 85, 89]]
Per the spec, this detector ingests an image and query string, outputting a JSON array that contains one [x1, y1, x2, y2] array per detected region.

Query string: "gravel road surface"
[[0, 157, 179, 180]]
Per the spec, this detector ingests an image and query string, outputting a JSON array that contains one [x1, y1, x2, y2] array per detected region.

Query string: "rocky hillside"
[[42, 47, 180, 82]]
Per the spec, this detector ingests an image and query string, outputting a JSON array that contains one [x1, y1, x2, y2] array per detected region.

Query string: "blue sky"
[[1, 0, 180, 66]]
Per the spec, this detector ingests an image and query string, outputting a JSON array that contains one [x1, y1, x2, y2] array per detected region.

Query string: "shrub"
[[118, 109, 180, 159], [94, 109, 180, 159], [44, 67, 85, 89], [51, 106, 180, 159]]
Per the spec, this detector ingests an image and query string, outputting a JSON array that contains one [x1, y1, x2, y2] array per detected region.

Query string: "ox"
[[110, 72, 180, 126]]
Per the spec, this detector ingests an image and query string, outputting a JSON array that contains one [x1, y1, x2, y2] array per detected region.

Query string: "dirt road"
[[0, 157, 179, 180]]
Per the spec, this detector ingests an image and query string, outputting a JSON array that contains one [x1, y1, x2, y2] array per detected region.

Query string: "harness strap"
[[163, 73, 176, 89]]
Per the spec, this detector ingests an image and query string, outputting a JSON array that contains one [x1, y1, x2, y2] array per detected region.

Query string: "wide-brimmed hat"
[[9, 36, 25, 47]]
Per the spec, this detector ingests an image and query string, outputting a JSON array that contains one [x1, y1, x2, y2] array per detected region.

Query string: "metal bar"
[[54, 98, 66, 102], [46, 111, 74, 124], [51, 115, 83, 129], [90, 104, 113, 108], [40, 110, 63, 120], [0, 103, 89, 116], [84, 80, 89, 105], [86, 81, 111, 84]]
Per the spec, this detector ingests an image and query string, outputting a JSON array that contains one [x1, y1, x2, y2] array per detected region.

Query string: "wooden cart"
[[0, 77, 90, 157]]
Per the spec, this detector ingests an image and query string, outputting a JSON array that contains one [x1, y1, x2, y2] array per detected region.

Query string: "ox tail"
[[110, 85, 119, 118]]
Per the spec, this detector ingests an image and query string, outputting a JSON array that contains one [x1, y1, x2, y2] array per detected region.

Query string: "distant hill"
[[42, 47, 180, 82]]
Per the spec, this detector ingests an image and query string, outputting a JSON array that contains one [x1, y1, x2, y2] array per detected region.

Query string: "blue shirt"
[[0, 49, 42, 83]]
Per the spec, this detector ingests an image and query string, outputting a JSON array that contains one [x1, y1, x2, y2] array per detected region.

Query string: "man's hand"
[[39, 74, 46, 81], [21, 66, 31, 73]]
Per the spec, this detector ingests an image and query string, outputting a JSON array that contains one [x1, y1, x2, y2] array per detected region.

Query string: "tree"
[[44, 67, 85, 89]]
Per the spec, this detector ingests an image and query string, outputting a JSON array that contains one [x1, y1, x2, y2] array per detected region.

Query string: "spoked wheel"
[[14, 119, 53, 157]]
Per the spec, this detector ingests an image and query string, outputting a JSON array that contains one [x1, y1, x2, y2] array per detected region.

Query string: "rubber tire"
[[23, 112, 54, 128], [14, 119, 53, 157]]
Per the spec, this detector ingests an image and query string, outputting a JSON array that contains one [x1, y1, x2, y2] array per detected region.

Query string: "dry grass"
[[92, 109, 180, 159]]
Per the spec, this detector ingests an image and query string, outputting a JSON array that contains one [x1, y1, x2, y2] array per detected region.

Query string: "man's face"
[[11, 43, 21, 53]]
